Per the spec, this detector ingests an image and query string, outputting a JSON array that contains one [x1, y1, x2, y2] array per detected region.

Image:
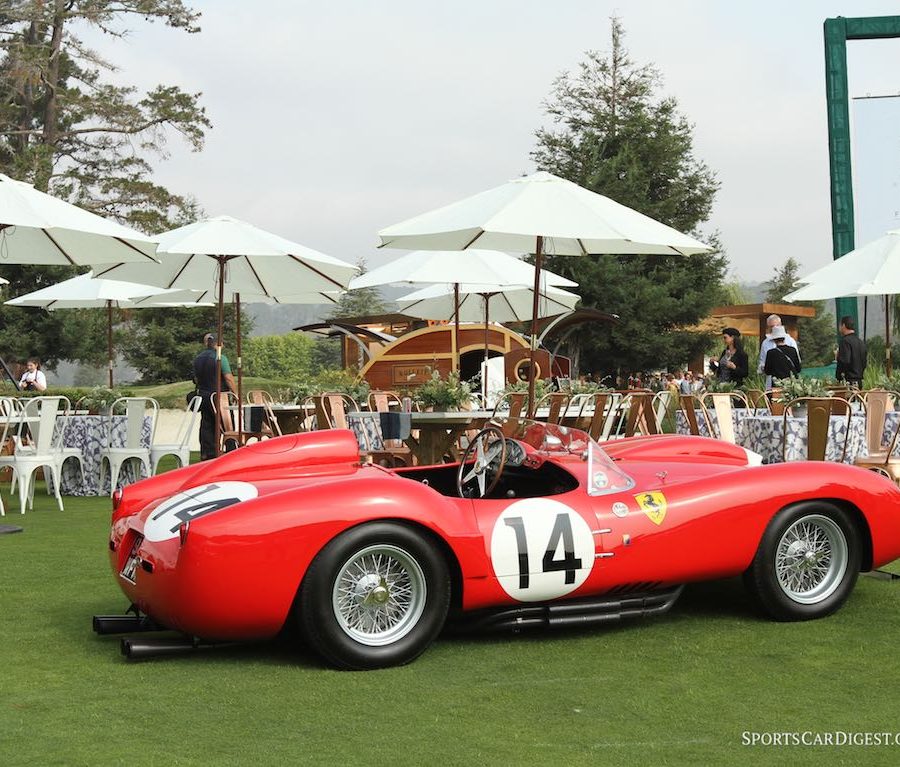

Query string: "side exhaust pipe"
[[93, 614, 159, 635], [120, 636, 237, 660], [121, 636, 200, 660]]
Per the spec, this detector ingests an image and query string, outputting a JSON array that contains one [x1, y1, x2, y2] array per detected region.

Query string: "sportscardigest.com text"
[[742, 732, 900, 747]]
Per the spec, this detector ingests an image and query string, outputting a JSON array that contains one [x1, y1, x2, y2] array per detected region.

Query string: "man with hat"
[[758, 313, 800, 389], [763, 325, 801, 382], [193, 333, 236, 461]]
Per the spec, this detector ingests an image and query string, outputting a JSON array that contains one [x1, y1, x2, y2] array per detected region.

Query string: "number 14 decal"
[[504, 513, 584, 589]]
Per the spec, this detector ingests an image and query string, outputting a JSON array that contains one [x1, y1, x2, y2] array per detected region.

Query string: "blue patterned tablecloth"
[[741, 414, 865, 464], [674, 408, 766, 443], [56, 415, 152, 496]]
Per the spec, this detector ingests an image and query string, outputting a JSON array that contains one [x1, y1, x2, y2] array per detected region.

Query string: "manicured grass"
[[2, 491, 900, 766]]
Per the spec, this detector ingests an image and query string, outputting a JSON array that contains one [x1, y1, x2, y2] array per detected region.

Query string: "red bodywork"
[[107, 426, 900, 641]]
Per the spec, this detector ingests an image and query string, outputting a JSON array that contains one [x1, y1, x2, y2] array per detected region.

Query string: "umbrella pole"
[[483, 294, 490, 403], [215, 256, 225, 458], [527, 237, 544, 417], [454, 282, 460, 374], [236, 292, 243, 437], [887, 295, 892, 377], [107, 300, 114, 388]]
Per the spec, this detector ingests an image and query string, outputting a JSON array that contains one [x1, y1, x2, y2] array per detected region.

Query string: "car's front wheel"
[[744, 501, 861, 621], [297, 522, 451, 669]]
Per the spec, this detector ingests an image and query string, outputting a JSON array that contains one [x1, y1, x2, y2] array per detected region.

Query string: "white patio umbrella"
[[784, 229, 900, 374], [93, 215, 357, 452], [379, 170, 712, 408], [0, 174, 157, 264], [6, 271, 208, 386], [350, 249, 576, 372]]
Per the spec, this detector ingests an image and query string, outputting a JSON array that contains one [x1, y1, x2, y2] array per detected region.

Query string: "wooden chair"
[[623, 392, 659, 437], [651, 390, 675, 432], [766, 390, 786, 416], [246, 389, 281, 438], [366, 390, 412, 467], [575, 392, 622, 441], [533, 392, 570, 425], [700, 391, 750, 444], [744, 388, 769, 411], [678, 394, 713, 437], [781, 396, 852, 462], [213, 392, 253, 453], [854, 391, 900, 481], [490, 392, 528, 437]]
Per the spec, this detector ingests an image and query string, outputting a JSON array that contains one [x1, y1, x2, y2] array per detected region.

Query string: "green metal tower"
[[824, 15, 900, 330]]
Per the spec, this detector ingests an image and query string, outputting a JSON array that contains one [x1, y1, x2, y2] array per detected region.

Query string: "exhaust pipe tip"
[[120, 636, 198, 660]]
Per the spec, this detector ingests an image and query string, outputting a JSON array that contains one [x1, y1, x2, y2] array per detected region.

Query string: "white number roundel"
[[143, 482, 258, 542], [490, 498, 595, 602]]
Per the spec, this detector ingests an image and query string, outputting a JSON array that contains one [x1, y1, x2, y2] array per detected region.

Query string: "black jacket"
[[836, 332, 867, 383], [764, 345, 801, 382]]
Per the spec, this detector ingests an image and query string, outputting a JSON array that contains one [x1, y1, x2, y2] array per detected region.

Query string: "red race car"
[[96, 420, 900, 669]]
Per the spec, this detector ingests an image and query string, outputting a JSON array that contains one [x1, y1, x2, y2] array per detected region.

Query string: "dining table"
[[740, 412, 866, 465], [405, 410, 494, 465], [56, 414, 153, 496]]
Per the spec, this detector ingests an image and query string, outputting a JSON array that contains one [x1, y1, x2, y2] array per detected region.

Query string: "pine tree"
[[531, 17, 726, 375]]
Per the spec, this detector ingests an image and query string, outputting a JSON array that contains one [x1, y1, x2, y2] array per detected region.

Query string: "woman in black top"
[[709, 327, 749, 386], [763, 326, 801, 382]]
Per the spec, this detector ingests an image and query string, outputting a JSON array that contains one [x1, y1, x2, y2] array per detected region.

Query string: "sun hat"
[[766, 325, 788, 341]]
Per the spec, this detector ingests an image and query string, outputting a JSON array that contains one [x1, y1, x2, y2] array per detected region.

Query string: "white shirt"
[[19, 369, 46, 391]]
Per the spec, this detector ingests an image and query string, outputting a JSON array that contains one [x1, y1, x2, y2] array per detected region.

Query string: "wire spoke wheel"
[[774, 514, 848, 604], [332, 544, 427, 646]]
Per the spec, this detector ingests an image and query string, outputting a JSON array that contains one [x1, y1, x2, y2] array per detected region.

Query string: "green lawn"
[[2, 490, 900, 766]]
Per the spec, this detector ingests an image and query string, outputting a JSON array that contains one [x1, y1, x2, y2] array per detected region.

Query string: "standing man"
[[193, 333, 236, 461], [758, 314, 800, 389], [835, 315, 867, 388]]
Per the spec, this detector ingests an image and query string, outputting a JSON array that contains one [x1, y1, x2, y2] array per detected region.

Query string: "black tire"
[[744, 501, 861, 621], [297, 522, 451, 670]]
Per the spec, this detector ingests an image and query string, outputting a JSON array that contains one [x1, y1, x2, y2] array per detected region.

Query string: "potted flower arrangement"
[[772, 376, 831, 403], [414, 371, 472, 411]]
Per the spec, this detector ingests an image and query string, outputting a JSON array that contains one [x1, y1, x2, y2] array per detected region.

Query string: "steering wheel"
[[457, 426, 507, 498]]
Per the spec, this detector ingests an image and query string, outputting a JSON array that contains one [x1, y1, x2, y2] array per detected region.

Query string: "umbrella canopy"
[[378, 171, 711, 408], [6, 271, 208, 386], [785, 229, 900, 300], [397, 282, 580, 324], [378, 171, 711, 256], [5, 271, 199, 310], [350, 249, 577, 290], [93, 215, 358, 452], [350, 249, 575, 372], [783, 229, 900, 375], [0, 174, 157, 265]]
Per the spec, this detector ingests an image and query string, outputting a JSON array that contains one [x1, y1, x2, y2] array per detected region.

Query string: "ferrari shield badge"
[[634, 491, 667, 525]]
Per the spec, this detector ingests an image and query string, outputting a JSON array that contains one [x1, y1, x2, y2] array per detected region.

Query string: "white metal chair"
[[52, 397, 86, 491], [4, 396, 66, 513], [99, 397, 158, 495], [150, 396, 201, 474]]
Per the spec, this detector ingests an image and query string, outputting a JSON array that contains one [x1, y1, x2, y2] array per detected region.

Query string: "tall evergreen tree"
[[0, 1, 208, 372], [328, 259, 387, 320], [531, 18, 726, 375]]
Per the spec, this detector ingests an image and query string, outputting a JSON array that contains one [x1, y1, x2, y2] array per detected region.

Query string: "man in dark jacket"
[[193, 333, 236, 460], [835, 315, 867, 388]]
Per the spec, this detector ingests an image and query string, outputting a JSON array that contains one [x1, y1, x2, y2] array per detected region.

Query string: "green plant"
[[502, 378, 551, 402], [772, 375, 830, 402], [74, 385, 133, 414], [413, 371, 472, 410], [281, 370, 371, 405], [703, 379, 737, 394]]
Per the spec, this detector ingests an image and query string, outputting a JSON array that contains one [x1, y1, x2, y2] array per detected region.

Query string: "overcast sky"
[[81, 1, 900, 285]]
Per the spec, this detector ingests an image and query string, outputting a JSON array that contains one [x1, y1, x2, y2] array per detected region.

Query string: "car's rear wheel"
[[744, 501, 860, 621], [297, 522, 451, 670]]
